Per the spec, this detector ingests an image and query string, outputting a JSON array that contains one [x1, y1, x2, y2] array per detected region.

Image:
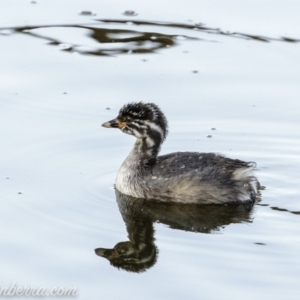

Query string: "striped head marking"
[[102, 102, 168, 141]]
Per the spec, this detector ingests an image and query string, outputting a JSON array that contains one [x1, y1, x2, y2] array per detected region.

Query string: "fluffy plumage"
[[102, 102, 259, 204]]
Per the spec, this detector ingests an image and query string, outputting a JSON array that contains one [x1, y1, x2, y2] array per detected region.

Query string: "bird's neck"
[[116, 135, 162, 195], [133, 136, 162, 166]]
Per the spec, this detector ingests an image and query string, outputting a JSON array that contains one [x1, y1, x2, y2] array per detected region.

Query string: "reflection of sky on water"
[[0, 0, 300, 299]]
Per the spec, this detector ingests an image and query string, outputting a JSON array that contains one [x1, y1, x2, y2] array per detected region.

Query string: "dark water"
[[0, 1, 300, 299]]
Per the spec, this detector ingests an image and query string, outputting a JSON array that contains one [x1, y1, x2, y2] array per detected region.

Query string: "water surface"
[[0, 0, 300, 299]]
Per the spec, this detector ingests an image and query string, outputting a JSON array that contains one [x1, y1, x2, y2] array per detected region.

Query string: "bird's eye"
[[126, 117, 133, 123]]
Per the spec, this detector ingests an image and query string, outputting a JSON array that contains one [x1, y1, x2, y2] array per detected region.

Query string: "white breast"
[[115, 151, 142, 197]]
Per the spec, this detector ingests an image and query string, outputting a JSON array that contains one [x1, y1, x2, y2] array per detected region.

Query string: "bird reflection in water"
[[95, 189, 256, 273]]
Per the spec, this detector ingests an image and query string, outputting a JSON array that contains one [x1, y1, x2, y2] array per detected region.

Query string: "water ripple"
[[1, 19, 299, 57]]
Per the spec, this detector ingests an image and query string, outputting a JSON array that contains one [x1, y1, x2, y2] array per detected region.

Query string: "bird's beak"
[[95, 248, 119, 259], [102, 118, 126, 129]]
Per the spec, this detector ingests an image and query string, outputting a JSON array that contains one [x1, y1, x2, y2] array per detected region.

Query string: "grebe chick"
[[102, 102, 258, 204]]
